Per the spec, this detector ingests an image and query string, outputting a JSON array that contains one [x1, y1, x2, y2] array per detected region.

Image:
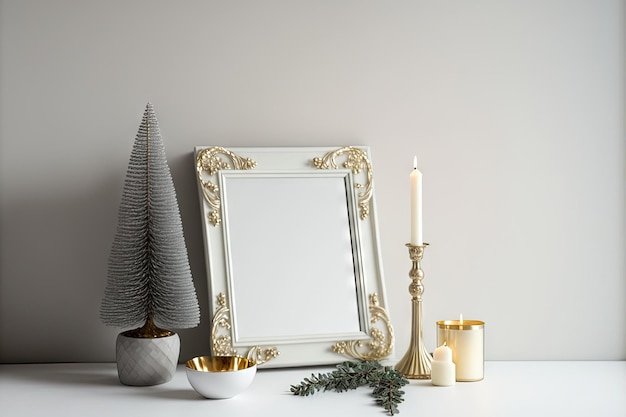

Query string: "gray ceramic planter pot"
[[116, 332, 180, 386]]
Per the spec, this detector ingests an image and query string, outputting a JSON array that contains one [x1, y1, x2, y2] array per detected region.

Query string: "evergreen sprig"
[[290, 361, 409, 415], [369, 368, 408, 415]]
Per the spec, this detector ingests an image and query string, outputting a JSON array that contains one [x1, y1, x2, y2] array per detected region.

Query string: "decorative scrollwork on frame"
[[211, 293, 238, 356], [333, 293, 394, 361], [211, 293, 280, 365], [313, 146, 373, 220], [246, 346, 280, 365], [196, 147, 257, 226], [332, 293, 394, 361]]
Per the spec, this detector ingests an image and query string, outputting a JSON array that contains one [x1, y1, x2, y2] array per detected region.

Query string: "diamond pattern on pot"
[[116, 333, 180, 386]]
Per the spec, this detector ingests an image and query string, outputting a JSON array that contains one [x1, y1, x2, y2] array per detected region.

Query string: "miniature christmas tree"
[[100, 103, 200, 336]]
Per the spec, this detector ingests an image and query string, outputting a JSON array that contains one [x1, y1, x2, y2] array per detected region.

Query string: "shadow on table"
[[1, 364, 119, 387]]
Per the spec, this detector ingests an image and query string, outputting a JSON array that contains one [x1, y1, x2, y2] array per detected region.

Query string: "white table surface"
[[1, 361, 624, 417]]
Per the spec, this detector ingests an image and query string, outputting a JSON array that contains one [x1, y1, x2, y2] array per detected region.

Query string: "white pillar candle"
[[437, 319, 485, 381], [431, 343, 456, 386], [410, 156, 423, 246]]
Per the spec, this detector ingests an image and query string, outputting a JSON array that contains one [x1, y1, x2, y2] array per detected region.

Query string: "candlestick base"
[[395, 304, 433, 379], [395, 243, 432, 379]]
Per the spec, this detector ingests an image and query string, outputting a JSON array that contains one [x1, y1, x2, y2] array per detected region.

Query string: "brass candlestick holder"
[[395, 243, 432, 379]]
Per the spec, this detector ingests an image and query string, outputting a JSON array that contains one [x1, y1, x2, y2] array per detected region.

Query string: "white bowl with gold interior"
[[185, 355, 257, 399]]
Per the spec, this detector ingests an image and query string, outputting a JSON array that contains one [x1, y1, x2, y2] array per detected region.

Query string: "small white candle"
[[431, 343, 455, 386], [437, 319, 485, 381], [410, 156, 423, 246]]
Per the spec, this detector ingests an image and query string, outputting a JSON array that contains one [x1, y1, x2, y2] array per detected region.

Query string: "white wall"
[[1, 0, 624, 363]]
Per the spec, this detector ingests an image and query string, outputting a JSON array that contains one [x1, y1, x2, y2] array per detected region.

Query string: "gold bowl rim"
[[185, 355, 256, 373]]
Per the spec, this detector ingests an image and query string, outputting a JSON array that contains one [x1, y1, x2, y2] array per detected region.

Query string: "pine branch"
[[369, 368, 408, 415], [290, 361, 409, 415]]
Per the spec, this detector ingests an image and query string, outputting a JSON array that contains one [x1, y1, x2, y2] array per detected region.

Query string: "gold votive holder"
[[395, 243, 432, 379], [437, 320, 485, 381]]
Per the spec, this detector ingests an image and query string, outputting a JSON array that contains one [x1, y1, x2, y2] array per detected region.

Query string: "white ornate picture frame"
[[194, 146, 393, 368]]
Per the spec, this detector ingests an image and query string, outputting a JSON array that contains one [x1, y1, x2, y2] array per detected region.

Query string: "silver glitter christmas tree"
[[100, 103, 200, 335]]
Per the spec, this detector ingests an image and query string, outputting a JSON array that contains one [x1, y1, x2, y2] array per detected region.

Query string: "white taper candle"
[[410, 156, 423, 246]]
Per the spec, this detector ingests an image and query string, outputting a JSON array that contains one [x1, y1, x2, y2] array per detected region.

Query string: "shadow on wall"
[[0, 158, 212, 363], [170, 150, 212, 363]]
